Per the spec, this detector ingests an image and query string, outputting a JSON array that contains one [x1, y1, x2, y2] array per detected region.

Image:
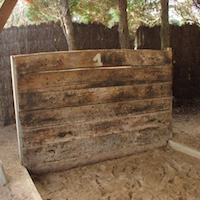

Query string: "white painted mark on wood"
[[93, 53, 103, 67]]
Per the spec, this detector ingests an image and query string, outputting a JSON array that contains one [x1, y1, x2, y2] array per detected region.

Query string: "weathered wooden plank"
[[13, 49, 172, 74], [17, 65, 172, 93], [22, 111, 171, 147], [18, 83, 171, 112], [10, 56, 24, 162], [11, 49, 172, 174], [22, 125, 171, 168], [19, 98, 171, 128], [28, 141, 167, 175]]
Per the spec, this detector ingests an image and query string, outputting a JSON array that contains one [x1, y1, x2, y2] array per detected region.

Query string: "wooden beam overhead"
[[0, 0, 18, 33]]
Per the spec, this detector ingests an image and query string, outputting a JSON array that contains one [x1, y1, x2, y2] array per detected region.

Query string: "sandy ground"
[[32, 147, 200, 200], [173, 99, 200, 151], [1, 102, 200, 200], [0, 125, 42, 200]]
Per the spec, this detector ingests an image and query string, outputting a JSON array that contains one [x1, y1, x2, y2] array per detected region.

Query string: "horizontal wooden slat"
[[13, 49, 172, 74], [19, 98, 171, 128], [18, 83, 171, 112], [22, 111, 171, 147], [28, 141, 167, 175], [22, 125, 171, 167], [17, 65, 172, 93]]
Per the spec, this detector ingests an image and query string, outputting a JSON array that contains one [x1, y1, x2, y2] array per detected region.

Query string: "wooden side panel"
[[22, 110, 171, 147], [18, 83, 171, 111], [13, 49, 172, 73], [11, 49, 172, 174], [19, 98, 171, 128], [17, 65, 172, 93], [23, 126, 171, 170]]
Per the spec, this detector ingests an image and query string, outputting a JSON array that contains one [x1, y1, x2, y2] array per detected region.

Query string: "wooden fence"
[[0, 22, 120, 125], [11, 49, 172, 174], [136, 24, 200, 102]]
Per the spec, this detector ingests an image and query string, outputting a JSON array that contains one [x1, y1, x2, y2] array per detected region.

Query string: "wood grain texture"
[[11, 49, 172, 174], [23, 125, 171, 167], [27, 141, 167, 175], [17, 64, 172, 93], [20, 98, 171, 129], [13, 49, 172, 74], [22, 111, 172, 147], [18, 83, 171, 112]]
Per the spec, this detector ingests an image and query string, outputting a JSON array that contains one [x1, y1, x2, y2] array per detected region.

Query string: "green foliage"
[[26, 0, 61, 23], [5, 0, 199, 31], [24, 0, 162, 34], [127, 0, 161, 33], [71, 0, 117, 26]]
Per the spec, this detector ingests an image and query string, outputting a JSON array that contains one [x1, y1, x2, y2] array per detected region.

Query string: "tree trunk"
[[60, 0, 77, 50], [118, 0, 130, 49], [160, 0, 170, 50]]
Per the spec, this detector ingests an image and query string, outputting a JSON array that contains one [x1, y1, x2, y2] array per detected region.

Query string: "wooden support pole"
[[0, 0, 18, 33]]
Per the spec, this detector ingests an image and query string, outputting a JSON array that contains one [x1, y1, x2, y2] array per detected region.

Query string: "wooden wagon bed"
[[11, 49, 172, 174]]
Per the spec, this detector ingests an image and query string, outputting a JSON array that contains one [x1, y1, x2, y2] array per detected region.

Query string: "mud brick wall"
[[11, 49, 172, 174]]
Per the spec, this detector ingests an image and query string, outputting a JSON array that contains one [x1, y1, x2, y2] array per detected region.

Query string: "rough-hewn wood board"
[[23, 126, 171, 167], [27, 141, 167, 174], [20, 98, 171, 129], [13, 49, 172, 74], [18, 83, 171, 112], [22, 111, 171, 147], [10, 56, 23, 162], [17, 65, 172, 93], [11, 49, 172, 174]]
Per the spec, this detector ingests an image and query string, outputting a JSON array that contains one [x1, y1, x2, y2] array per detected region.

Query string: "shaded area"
[[173, 98, 200, 151], [136, 24, 200, 101]]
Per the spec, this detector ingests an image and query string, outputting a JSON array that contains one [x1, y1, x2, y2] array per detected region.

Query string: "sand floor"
[[173, 99, 200, 151], [32, 147, 200, 200]]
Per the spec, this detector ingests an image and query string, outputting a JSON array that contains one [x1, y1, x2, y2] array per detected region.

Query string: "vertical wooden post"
[[0, 0, 18, 33]]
